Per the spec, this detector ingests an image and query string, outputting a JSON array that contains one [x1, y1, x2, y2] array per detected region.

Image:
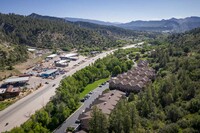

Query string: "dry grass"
[[0, 69, 21, 80], [0, 53, 48, 80], [15, 53, 48, 73]]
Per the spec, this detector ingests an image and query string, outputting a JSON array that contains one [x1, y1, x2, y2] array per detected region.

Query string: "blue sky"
[[0, 0, 200, 22]]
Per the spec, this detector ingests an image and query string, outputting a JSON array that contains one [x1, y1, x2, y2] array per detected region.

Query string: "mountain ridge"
[[29, 13, 200, 33]]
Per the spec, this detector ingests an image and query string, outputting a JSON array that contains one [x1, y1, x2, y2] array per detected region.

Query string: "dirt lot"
[[0, 52, 49, 80], [15, 53, 49, 73]]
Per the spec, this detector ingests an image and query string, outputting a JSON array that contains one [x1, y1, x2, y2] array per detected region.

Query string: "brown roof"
[[109, 60, 155, 92], [6, 85, 13, 92], [77, 130, 87, 133], [79, 90, 125, 120]]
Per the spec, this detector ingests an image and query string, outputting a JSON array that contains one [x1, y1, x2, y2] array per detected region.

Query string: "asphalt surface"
[[0, 42, 142, 132], [54, 83, 109, 133]]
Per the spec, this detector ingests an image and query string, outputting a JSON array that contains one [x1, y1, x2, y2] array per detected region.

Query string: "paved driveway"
[[54, 83, 109, 133]]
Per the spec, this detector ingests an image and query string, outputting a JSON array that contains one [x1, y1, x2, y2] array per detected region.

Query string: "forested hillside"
[[70, 21, 144, 37], [0, 13, 116, 50], [29, 13, 155, 39], [0, 44, 27, 70], [88, 28, 200, 133]]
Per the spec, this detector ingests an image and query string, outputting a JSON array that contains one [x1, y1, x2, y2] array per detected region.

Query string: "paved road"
[[54, 83, 109, 133], [0, 42, 141, 132]]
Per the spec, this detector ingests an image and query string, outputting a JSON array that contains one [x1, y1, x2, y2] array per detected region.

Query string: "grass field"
[[0, 101, 13, 111], [79, 77, 109, 99]]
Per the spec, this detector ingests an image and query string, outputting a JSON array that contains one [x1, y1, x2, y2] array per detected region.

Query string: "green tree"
[[89, 106, 108, 133], [112, 65, 122, 76]]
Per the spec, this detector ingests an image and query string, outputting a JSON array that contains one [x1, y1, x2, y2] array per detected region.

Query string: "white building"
[[46, 54, 57, 60], [55, 60, 69, 67], [60, 53, 78, 60]]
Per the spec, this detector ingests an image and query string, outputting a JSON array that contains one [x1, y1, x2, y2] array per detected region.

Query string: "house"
[[0, 85, 20, 100], [79, 90, 125, 131], [4, 85, 20, 98]]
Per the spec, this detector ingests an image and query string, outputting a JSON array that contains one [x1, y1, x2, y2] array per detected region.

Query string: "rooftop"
[[60, 53, 78, 58], [56, 60, 69, 64], [27, 48, 36, 52], [41, 69, 58, 75], [6, 86, 20, 93], [46, 54, 57, 58], [4, 77, 30, 83], [0, 89, 6, 94], [79, 90, 125, 120]]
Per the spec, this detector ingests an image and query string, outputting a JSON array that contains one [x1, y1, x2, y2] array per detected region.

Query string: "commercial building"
[[46, 54, 57, 60], [109, 60, 155, 93], [4, 77, 30, 84], [27, 48, 36, 52], [0, 89, 6, 100], [0, 85, 20, 100], [40, 69, 58, 78], [60, 53, 78, 60], [5, 85, 20, 98], [55, 60, 69, 67], [78, 90, 125, 131]]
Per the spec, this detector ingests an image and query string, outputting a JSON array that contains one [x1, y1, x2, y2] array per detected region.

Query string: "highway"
[[0, 42, 141, 132]]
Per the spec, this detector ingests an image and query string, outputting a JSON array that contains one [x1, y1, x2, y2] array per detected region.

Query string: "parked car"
[[45, 82, 49, 84], [89, 91, 93, 94], [75, 119, 81, 124], [52, 84, 56, 87], [84, 94, 90, 100], [102, 82, 106, 85], [80, 98, 85, 102]]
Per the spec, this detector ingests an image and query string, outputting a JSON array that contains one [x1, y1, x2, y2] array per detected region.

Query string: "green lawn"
[[0, 101, 13, 111], [79, 77, 109, 99]]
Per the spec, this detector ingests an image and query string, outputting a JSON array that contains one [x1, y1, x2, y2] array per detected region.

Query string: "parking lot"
[[0, 52, 89, 99]]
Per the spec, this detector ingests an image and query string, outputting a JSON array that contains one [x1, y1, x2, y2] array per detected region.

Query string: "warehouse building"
[[55, 60, 69, 67], [46, 54, 57, 60], [4, 77, 30, 85], [40, 69, 58, 78], [60, 53, 78, 60]]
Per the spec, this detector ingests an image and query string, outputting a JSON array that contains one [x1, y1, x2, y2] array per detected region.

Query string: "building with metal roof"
[[55, 60, 69, 67], [40, 69, 58, 78], [4, 77, 30, 84], [60, 53, 78, 60], [46, 54, 57, 59]]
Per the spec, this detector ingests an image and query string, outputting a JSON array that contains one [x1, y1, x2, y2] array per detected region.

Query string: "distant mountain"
[[29, 13, 65, 22], [28, 14, 200, 33], [65, 17, 120, 26], [28, 13, 147, 38], [118, 17, 200, 33]]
